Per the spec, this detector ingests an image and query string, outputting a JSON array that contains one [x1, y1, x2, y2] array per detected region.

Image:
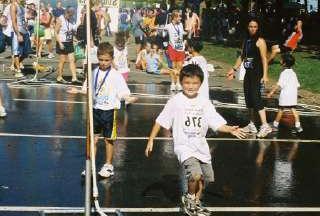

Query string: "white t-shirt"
[[165, 23, 185, 51], [113, 46, 130, 74], [92, 67, 130, 110], [58, 15, 76, 42], [156, 93, 227, 163], [277, 68, 300, 106], [3, 4, 12, 37], [184, 55, 209, 99]]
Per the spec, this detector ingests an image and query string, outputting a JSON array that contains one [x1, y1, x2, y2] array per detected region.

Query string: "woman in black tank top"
[[227, 19, 272, 138]]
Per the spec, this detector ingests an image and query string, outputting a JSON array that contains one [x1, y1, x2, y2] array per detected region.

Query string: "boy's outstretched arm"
[[217, 125, 247, 139], [145, 123, 161, 157]]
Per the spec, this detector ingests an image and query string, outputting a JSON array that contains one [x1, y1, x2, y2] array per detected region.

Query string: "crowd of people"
[[0, 1, 306, 216]]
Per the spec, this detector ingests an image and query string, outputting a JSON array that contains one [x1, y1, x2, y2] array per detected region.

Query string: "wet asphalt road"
[[0, 82, 320, 216]]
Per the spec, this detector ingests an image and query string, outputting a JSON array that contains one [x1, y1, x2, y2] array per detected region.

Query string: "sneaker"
[[195, 200, 211, 216], [14, 71, 25, 78], [176, 83, 183, 91], [242, 122, 258, 134], [170, 83, 176, 91], [0, 106, 7, 117], [48, 53, 55, 59], [293, 126, 303, 133], [257, 124, 272, 138], [71, 79, 82, 85], [181, 194, 197, 216], [56, 78, 69, 84], [98, 163, 114, 178]]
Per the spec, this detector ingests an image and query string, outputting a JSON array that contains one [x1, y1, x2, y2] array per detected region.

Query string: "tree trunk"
[[304, 0, 308, 13]]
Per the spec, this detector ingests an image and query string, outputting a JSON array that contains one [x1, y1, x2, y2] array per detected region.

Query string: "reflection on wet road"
[[0, 82, 320, 215]]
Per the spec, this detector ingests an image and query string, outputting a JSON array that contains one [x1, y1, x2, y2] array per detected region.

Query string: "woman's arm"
[[257, 38, 269, 83]]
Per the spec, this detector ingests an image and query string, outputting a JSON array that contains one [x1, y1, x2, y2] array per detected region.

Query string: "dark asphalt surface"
[[0, 78, 320, 216]]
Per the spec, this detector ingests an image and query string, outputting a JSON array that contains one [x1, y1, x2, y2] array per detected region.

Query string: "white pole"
[[84, 0, 92, 216]]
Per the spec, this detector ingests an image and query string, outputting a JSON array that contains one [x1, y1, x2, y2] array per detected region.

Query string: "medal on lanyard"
[[94, 67, 111, 97]]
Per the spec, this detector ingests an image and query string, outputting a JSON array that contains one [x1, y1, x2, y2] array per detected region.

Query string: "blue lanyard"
[[94, 67, 111, 97], [173, 23, 180, 36]]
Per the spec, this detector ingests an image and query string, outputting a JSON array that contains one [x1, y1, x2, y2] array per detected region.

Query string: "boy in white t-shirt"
[[267, 53, 303, 133], [80, 42, 137, 178], [185, 39, 209, 99], [145, 64, 246, 216]]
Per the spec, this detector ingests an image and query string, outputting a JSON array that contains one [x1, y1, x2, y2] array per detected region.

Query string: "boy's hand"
[[145, 140, 154, 157], [226, 69, 235, 80], [267, 92, 273, 98], [230, 126, 247, 139], [125, 96, 138, 104]]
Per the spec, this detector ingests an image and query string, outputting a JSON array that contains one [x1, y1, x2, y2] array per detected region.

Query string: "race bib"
[[65, 30, 73, 42], [244, 57, 254, 69], [94, 95, 110, 106], [174, 38, 183, 50], [183, 107, 203, 138]]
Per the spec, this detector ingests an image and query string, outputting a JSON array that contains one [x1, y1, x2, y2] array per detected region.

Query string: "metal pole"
[[84, 1, 92, 216]]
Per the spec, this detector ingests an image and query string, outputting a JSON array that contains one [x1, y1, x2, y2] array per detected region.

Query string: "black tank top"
[[242, 37, 262, 74]]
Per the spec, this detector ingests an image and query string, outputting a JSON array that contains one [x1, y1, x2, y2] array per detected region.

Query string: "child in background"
[[145, 64, 246, 216], [185, 39, 209, 99], [113, 32, 130, 82], [145, 42, 177, 83], [267, 53, 303, 133], [135, 41, 149, 71]]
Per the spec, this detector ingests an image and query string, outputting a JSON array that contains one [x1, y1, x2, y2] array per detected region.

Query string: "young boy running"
[[145, 64, 246, 216], [82, 42, 137, 177], [267, 53, 303, 133]]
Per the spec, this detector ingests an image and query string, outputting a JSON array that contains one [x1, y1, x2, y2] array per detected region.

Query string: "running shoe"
[[170, 83, 176, 91], [14, 70, 25, 78], [0, 106, 7, 117], [181, 194, 197, 216], [56, 78, 69, 84], [48, 53, 55, 59], [98, 163, 114, 178], [71, 79, 82, 85], [176, 83, 183, 91], [292, 126, 303, 133], [195, 200, 211, 216], [242, 122, 258, 134], [257, 124, 272, 138]]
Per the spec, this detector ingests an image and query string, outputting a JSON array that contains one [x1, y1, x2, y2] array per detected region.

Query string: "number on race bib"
[[185, 116, 202, 128]]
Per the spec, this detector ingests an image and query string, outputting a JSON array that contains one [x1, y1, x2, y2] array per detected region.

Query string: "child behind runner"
[[145, 64, 246, 216], [165, 10, 186, 91], [113, 32, 130, 82], [80, 42, 137, 177], [267, 53, 303, 133], [185, 39, 209, 99], [135, 41, 148, 70], [145, 42, 177, 82]]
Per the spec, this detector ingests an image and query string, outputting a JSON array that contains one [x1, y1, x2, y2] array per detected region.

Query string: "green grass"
[[202, 42, 320, 93]]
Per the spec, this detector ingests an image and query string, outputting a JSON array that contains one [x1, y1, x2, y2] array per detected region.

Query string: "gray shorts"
[[182, 157, 215, 185]]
